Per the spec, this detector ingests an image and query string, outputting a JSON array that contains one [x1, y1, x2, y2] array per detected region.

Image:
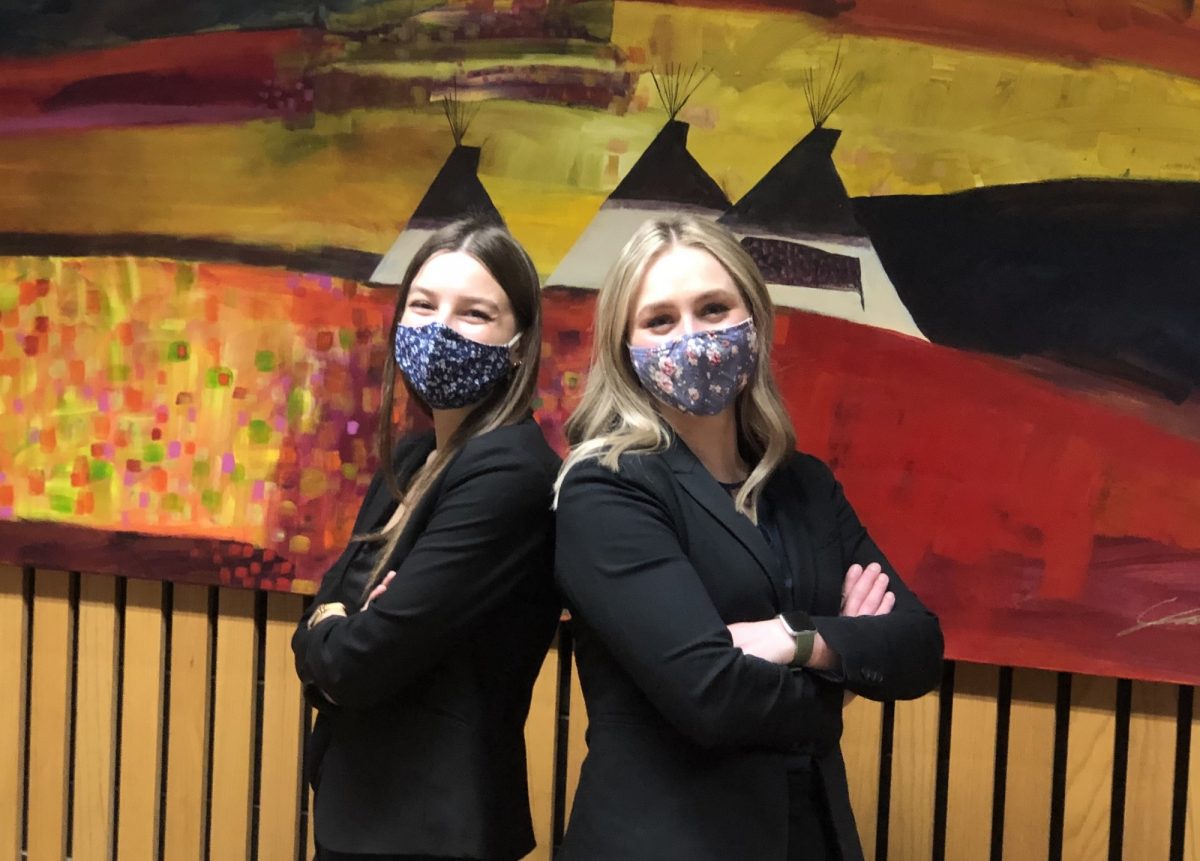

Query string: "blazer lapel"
[[357, 430, 437, 534], [662, 438, 779, 592], [766, 463, 821, 613]]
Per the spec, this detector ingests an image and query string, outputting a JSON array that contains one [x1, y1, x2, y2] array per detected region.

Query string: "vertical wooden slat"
[[524, 647, 559, 861], [116, 578, 166, 861], [0, 565, 29, 858], [27, 568, 73, 861], [1002, 668, 1057, 860], [306, 705, 317, 861], [1062, 675, 1116, 861], [1124, 680, 1177, 859], [1188, 692, 1200, 861], [945, 663, 1000, 860], [842, 695, 883, 861], [257, 592, 305, 861], [564, 654, 588, 824], [888, 687, 940, 859], [72, 574, 119, 861], [209, 587, 258, 859], [163, 584, 212, 859]]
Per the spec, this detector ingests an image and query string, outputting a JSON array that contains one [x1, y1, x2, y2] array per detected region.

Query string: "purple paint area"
[[0, 104, 285, 135]]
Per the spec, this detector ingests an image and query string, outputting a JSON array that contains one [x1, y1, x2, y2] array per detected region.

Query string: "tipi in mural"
[[547, 66, 730, 291], [719, 52, 925, 340], [371, 88, 502, 285]]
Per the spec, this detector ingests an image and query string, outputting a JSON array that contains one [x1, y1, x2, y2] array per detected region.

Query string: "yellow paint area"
[[0, 1, 1198, 273]]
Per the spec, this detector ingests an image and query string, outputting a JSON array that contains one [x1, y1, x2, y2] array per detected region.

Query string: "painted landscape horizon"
[[1, 0, 1198, 684]]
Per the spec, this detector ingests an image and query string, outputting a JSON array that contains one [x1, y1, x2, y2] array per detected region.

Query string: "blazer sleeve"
[[291, 466, 390, 704], [293, 441, 553, 709], [556, 461, 842, 751], [792, 460, 944, 701]]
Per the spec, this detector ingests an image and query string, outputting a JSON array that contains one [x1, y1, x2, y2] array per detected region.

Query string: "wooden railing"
[[1, 566, 1196, 860]]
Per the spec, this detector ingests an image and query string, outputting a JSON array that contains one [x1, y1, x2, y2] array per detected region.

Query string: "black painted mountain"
[[853, 179, 1200, 401]]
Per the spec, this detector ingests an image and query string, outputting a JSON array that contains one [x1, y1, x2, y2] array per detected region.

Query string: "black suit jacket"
[[292, 416, 561, 859], [554, 438, 944, 861]]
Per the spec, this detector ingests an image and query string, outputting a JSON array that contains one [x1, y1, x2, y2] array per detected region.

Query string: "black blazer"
[[554, 438, 944, 861], [292, 416, 561, 860]]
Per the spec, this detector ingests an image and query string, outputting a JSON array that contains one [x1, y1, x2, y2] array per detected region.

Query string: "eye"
[[701, 302, 730, 317], [465, 309, 494, 322], [407, 298, 434, 310], [642, 313, 674, 330]]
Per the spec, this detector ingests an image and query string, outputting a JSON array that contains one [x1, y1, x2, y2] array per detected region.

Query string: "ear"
[[508, 333, 522, 367]]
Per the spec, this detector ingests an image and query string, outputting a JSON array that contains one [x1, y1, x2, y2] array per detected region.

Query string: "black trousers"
[[787, 766, 842, 861]]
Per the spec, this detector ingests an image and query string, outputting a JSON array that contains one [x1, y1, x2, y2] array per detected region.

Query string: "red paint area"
[[538, 288, 1200, 683], [635, 0, 1200, 83], [0, 29, 322, 131]]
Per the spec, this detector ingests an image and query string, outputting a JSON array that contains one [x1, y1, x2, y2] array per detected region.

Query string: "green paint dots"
[[109, 363, 131, 383], [192, 459, 211, 479], [255, 350, 277, 372], [49, 493, 74, 514], [232, 464, 246, 482], [248, 419, 271, 444], [0, 283, 17, 312], [341, 463, 359, 480], [175, 264, 195, 292], [167, 340, 190, 362], [201, 489, 222, 512], [163, 492, 184, 513], [339, 329, 354, 349], [287, 388, 309, 423], [143, 442, 165, 463], [205, 366, 234, 388], [89, 459, 113, 481]]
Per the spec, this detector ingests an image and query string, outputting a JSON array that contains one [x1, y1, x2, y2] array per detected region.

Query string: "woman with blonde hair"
[[293, 218, 560, 861], [554, 215, 943, 861]]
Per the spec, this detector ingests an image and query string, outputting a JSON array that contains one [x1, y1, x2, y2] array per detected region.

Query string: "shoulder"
[[775, 449, 838, 494], [558, 447, 674, 503], [447, 416, 560, 496]]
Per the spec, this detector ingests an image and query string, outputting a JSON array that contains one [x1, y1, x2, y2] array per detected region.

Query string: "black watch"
[[778, 611, 816, 666]]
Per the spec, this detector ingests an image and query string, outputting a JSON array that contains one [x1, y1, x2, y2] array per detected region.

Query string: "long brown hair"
[[555, 215, 795, 520], [359, 218, 542, 595]]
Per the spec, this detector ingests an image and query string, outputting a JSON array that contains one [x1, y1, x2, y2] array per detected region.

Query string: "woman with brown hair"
[[293, 218, 560, 861]]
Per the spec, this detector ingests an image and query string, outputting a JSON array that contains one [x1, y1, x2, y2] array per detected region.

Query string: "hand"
[[362, 570, 396, 611], [840, 562, 894, 617], [727, 619, 796, 665]]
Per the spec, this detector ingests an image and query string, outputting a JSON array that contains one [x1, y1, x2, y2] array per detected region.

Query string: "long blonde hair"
[[556, 215, 796, 518], [358, 218, 543, 598]]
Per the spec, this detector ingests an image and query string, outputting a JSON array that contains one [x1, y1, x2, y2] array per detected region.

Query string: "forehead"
[[634, 245, 737, 308], [412, 251, 506, 301]]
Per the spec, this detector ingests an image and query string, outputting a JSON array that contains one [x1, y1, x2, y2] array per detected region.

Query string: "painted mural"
[[1, 0, 1199, 684]]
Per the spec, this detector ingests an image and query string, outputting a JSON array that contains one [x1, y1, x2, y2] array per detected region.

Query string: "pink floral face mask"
[[628, 318, 759, 416]]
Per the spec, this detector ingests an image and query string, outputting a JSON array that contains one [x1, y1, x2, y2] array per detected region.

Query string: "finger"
[[840, 565, 863, 611], [876, 591, 896, 616], [842, 565, 877, 616], [858, 573, 890, 616]]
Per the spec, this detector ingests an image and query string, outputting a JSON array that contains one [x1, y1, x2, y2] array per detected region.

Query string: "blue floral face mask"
[[394, 321, 516, 410], [628, 318, 759, 417]]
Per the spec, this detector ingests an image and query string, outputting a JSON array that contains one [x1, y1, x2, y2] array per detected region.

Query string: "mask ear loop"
[[506, 332, 522, 367]]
